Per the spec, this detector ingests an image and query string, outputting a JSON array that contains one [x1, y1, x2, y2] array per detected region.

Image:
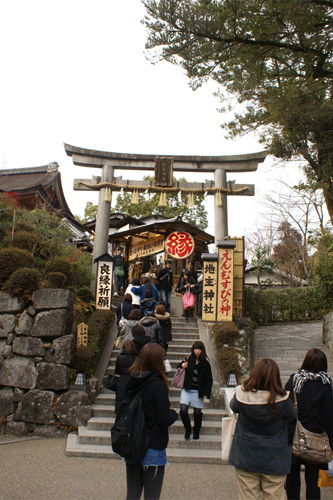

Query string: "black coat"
[[140, 298, 159, 318], [179, 276, 198, 295], [229, 386, 297, 475], [133, 334, 151, 353], [114, 348, 137, 413], [285, 373, 333, 450], [155, 311, 172, 344], [139, 316, 162, 344], [125, 371, 177, 449], [116, 302, 136, 325], [178, 354, 213, 399], [177, 269, 198, 289], [157, 267, 173, 292]]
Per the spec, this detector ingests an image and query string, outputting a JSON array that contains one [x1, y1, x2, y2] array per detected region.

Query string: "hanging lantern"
[[216, 190, 223, 207], [187, 192, 195, 207], [158, 191, 167, 206], [131, 190, 139, 204], [104, 186, 112, 203]]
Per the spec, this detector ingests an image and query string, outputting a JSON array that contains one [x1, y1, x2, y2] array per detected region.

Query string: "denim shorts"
[[140, 448, 167, 466], [180, 389, 204, 409]]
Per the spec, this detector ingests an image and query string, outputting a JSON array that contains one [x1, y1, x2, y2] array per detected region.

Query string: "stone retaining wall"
[[323, 311, 333, 350], [0, 290, 93, 437], [235, 317, 255, 379]]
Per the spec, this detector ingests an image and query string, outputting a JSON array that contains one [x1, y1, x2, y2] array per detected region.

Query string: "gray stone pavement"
[[1, 436, 332, 500], [2, 322, 333, 500]]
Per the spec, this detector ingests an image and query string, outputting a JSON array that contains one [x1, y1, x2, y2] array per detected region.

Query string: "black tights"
[[180, 404, 202, 420], [286, 458, 321, 500], [126, 462, 165, 500]]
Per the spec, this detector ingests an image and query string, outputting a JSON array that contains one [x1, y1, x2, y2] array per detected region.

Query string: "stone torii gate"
[[64, 143, 267, 266]]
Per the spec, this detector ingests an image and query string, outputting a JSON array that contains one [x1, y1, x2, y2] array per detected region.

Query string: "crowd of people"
[[110, 249, 333, 500]]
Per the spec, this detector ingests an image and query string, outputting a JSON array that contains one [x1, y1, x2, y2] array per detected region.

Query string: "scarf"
[[293, 369, 333, 394]]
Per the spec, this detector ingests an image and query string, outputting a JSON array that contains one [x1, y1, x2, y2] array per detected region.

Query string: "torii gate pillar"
[[91, 164, 113, 277], [214, 168, 228, 240]]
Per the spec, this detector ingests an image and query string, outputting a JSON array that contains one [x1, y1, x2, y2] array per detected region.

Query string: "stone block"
[[31, 309, 72, 339], [12, 337, 46, 357], [37, 362, 70, 391], [0, 339, 6, 356], [3, 345, 12, 356], [0, 387, 15, 417], [0, 293, 23, 314], [33, 289, 74, 311], [52, 335, 75, 365], [13, 387, 25, 403], [55, 391, 92, 428], [0, 356, 37, 390], [32, 425, 66, 438], [6, 420, 30, 436], [0, 314, 15, 338], [323, 312, 333, 350], [15, 310, 35, 336], [15, 389, 54, 424]]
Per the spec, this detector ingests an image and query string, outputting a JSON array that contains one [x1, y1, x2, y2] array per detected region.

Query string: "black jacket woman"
[[229, 358, 297, 500], [285, 348, 333, 500], [178, 340, 213, 441], [154, 304, 172, 352], [179, 271, 197, 323], [113, 339, 137, 413], [124, 343, 177, 500]]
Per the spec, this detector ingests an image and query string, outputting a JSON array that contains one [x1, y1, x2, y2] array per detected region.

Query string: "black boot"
[[185, 309, 189, 323], [193, 412, 202, 440], [180, 411, 191, 440]]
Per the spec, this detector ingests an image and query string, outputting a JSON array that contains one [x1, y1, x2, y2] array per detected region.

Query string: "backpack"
[[111, 378, 156, 461]]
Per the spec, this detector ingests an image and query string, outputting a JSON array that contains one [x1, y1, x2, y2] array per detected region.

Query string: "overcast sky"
[[0, 0, 309, 238]]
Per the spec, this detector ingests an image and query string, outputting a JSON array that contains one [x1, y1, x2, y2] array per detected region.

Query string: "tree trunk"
[[321, 182, 333, 226]]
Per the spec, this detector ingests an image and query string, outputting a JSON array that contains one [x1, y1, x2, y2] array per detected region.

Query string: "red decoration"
[[165, 231, 195, 259]]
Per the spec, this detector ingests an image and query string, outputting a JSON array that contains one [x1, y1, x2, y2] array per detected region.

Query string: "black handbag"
[[103, 373, 119, 391]]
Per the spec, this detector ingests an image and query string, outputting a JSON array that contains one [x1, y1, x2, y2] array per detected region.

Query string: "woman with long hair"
[[229, 358, 297, 500], [285, 348, 333, 500], [113, 339, 137, 413], [124, 343, 177, 500], [178, 341, 213, 440]]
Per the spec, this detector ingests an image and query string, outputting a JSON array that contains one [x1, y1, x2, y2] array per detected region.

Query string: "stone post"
[[214, 168, 228, 242], [91, 164, 113, 292]]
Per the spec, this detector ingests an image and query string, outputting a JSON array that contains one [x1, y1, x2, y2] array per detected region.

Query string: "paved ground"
[[2, 321, 333, 500]]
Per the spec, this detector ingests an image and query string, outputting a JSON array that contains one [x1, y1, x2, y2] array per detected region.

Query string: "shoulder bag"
[[171, 357, 188, 388], [292, 389, 333, 464]]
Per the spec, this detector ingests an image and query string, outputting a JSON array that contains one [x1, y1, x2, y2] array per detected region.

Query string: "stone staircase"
[[66, 315, 226, 463], [254, 322, 333, 385]]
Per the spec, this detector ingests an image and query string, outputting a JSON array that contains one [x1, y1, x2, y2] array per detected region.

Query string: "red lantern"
[[165, 231, 195, 259]]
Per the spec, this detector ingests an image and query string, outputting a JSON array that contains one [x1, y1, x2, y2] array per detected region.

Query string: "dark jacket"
[[132, 283, 159, 301], [139, 316, 162, 344], [179, 276, 198, 295], [285, 373, 333, 450], [133, 335, 151, 353], [140, 298, 159, 318], [157, 267, 173, 292], [125, 371, 177, 449], [229, 385, 297, 475], [155, 311, 172, 344], [177, 269, 198, 289], [178, 354, 213, 399], [116, 302, 136, 325], [114, 348, 137, 413]]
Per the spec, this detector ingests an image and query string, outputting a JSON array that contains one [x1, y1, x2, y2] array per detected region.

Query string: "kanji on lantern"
[[165, 231, 194, 259]]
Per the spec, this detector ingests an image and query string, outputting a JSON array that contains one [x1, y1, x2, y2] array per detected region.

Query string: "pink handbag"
[[183, 291, 195, 308], [171, 367, 186, 389]]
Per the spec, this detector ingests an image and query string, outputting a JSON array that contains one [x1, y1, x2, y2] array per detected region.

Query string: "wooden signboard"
[[155, 157, 173, 187], [202, 258, 218, 322], [128, 235, 164, 261], [217, 242, 236, 322], [95, 253, 114, 310], [77, 322, 88, 348]]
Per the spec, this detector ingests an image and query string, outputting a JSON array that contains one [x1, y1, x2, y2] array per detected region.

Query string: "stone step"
[[77, 426, 222, 449], [87, 417, 225, 434], [66, 433, 224, 464]]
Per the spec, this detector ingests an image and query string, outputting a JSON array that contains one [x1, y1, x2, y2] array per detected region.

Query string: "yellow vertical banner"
[[202, 258, 218, 322], [217, 245, 234, 322]]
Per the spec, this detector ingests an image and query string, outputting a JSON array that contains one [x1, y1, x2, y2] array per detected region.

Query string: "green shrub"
[[44, 272, 67, 288], [216, 347, 241, 385], [0, 248, 35, 283], [9, 230, 41, 255], [72, 346, 95, 379], [4, 267, 42, 295], [211, 322, 240, 350], [76, 286, 95, 303], [47, 256, 71, 277]]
